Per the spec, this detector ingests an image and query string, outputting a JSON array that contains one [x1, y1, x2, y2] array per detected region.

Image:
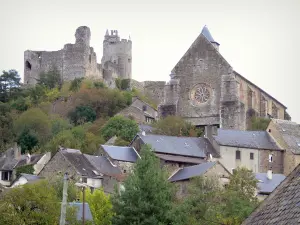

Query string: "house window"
[[1, 171, 10, 181], [269, 154, 273, 163], [82, 177, 87, 183], [250, 153, 254, 160], [236, 150, 241, 160], [123, 170, 127, 173], [142, 105, 147, 111], [145, 116, 154, 123]]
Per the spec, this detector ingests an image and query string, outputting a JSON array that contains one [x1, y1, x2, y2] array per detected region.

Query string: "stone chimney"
[[267, 170, 272, 180], [13, 143, 21, 160]]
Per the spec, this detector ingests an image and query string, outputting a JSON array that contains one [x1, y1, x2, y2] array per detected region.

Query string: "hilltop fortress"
[[24, 26, 290, 130]]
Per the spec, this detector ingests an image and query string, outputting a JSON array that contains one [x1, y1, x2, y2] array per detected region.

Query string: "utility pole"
[[60, 173, 69, 225], [82, 186, 85, 225]]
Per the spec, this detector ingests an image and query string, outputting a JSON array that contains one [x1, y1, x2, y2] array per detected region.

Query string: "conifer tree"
[[112, 144, 174, 225]]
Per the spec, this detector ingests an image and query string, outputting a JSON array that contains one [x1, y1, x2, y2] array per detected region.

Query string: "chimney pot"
[[267, 170, 272, 180]]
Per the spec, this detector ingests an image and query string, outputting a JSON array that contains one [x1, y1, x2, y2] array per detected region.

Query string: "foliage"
[[14, 108, 51, 145], [45, 87, 60, 102], [112, 144, 174, 225], [50, 115, 72, 136], [28, 84, 47, 105], [17, 129, 39, 153], [101, 116, 139, 142], [248, 117, 271, 131], [80, 188, 114, 225], [69, 77, 84, 92], [15, 164, 34, 177], [94, 81, 106, 89], [10, 96, 29, 112], [115, 78, 130, 90], [0, 70, 21, 102], [0, 103, 14, 152], [68, 105, 97, 125], [50, 175, 78, 202], [153, 116, 203, 137], [131, 88, 157, 109], [114, 137, 129, 146], [0, 180, 77, 225], [38, 68, 61, 89]]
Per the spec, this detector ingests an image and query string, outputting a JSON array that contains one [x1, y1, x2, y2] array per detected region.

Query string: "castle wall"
[[169, 34, 231, 126]]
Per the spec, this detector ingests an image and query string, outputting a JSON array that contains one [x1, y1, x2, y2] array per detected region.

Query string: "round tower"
[[75, 26, 91, 46]]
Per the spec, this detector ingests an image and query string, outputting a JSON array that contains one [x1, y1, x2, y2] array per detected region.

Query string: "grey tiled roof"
[[201, 26, 219, 44], [169, 161, 217, 182], [60, 149, 99, 178], [101, 145, 139, 163], [138, 134, 217, 158], [139, 124, 155, 133], [271, 119, 300, 154], [255, 173, 286, 194], [21, 173, 44, 182], [84, 154, 122, 176], [214, 129, 281, 150], [242, 164, 300, 225], [68, 202, 93, 222], [155, 153, 206, 164]]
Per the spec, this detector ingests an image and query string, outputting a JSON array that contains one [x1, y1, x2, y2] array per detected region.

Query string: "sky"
[[1, 0, 300, 122]]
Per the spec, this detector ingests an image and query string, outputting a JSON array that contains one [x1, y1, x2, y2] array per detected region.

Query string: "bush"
[[68, 105, 97, 125], [69, 77, 84, 92], [38, 68, 61, 89], [17, 129, 39, 153]]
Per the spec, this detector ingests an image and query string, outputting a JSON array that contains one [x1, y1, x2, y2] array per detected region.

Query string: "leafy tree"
[[28, 84, 47, 105], [68, 105, 97, 125], [101, 116, 139, 142], [153, 116, 203, 137], [80, 188, 114, 225], [10, 96, 29, 112], [0, 103, 14, 152], [0, 180, 77, 225], [17, 129, 39, 153], [50, 116, 72, 136], [0, 70, 21, 102], [38, 68, 61, 89], [94, 81, 106, 89], [69, 77, 84, 92], [14, 108, 51, 145], [114, 137, 129, 146], [112, 144, 174, 225], [248, 117, 271, 131], [15, 164, 34, 177]]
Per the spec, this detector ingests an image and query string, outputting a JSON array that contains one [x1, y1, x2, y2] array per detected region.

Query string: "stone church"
[[158, 26, 289, 130]]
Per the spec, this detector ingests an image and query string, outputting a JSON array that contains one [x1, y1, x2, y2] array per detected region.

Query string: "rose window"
[[190, 84, 211, 105]]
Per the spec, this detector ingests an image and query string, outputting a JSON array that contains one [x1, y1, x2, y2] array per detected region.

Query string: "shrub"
[[68, 105, 96, 125]]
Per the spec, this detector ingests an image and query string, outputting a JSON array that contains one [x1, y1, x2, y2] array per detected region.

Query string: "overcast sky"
[[1, 0, 299, 122]]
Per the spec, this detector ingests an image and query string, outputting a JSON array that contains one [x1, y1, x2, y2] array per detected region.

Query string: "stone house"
[[100, 145, 140, 174], [0, 145, 51, 187], [255, 172, 286, 201], [130, 133, 219, 175], [117, 97, 158, 124], [266, 119, 300, 175], [209, 128, 284, 174], [168, 161, 231, 197], [39, 147, 124, 194], [242, 163, 300, 225]]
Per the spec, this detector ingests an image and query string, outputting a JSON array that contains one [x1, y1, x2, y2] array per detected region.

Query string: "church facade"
[[158, 26, 289, 130]]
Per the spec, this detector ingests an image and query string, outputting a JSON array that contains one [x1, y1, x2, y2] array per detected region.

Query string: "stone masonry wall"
[[258, 150, 284, 174]]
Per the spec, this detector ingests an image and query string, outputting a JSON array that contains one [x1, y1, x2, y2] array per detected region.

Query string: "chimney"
[[204, 125, 213, 143], [26, 153, 31, 164], [13, 143, 21, 160], [141, 131, 146, 136], [267, 170, 272, 180]]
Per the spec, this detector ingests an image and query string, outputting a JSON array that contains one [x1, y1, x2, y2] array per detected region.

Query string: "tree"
[[248, 117, 270, 131], [17, 129, 39, 153], [0, 70, 21, 102], [0, 103, 14, 152], [0, 180, 77, 225], [101, 116, 139, 142], [80, 188, 114, 225], [69, 77, 84, 92], [153, 116, 203, 137], [68, 105, 97, 125], [38, 68, 61, 89], [112, 144, 174, 225]]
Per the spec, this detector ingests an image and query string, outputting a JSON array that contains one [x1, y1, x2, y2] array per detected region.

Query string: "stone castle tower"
[[102, 30, 132, 80]]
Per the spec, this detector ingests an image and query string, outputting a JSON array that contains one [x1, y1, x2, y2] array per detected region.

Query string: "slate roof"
[[169, 161, 217, 182], [201, 26, 219, 45], [155, 153, 206, 164], [214, 129, 281, 150], [271, 119, 300, 154], [138, 134, 218, 158], [139, 124, 155, 134], [68, 202, 93, 222], [255, 173, 286, 194], [84, 154, 122, 176], [242, 164, 300, 225], [101, 145, 140, 163], [60, 149, 100, 178], [21, 173, 44, 182]]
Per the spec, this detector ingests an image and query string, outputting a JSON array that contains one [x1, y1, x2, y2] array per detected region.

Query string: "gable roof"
[[255, 173, 286, 194], [60, 148, 100, 178], [242, 163, 300, 225], [155, 153, 206, 164], [270, 119, 300, 154], [168, 161, 217, 182], [214, 129, 281, 150], [83, 154, 122, 176], [137, 133, 217, 158], [101, 145, 140, 163], [68, 202, 93, 222]]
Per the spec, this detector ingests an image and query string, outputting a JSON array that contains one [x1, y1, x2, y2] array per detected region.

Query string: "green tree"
[[80, 188, 114, 225], [248, 117, 271, 131], [153, 116, 203, 137], [50, 115, 72, 136], [10, 96, 29, 112], [38, 68, 61, 89], [112, 144, 174, 225], [0, 103, 14, 152], [69, 77, 84, 92], [0, 70, 21, 102], [101, 116, 139, 142], [28, 84, 47, 105], [0, 180, 77, 225], [68, 105, 97, 125], [17, 129, 39, 153]]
